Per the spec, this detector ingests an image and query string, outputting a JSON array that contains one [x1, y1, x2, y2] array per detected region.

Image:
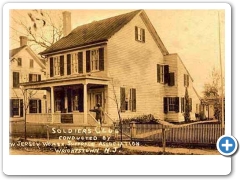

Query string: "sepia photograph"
[[8, 8, 226, 156]]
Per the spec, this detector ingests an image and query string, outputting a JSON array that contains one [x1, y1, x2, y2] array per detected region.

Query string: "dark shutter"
[[157, 64, 160, 83], [164, 97, 168, 114], [168, 72, 175, 86], [10, 99, 13, 117], [187, 75, 189, 87], [175, 97, 179, 113], [164, 65, 169, 84], [67, 54, 71, 75], [60, 55, 64, 76], [86, 50, 91, 73], [135, 26, 138, 40], [29, 74, 32, 82], [78, 52, 83, 73], [99, 48, 104, 71], [132, 88, 136, 112], [181, 97, 185, 113], [78, 88, 84, 112], [38, 74, 41, 81], [142, 29, 145, 42], [20, 99, 23, 117], [189, 98, 192, 112], [120, 87, 125, 112], [49, 57, 53, 77], [38, 100, 42, 113], [13, 72, 19, 88]]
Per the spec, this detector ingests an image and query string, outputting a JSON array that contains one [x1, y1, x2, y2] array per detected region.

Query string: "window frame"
[[54, 56, 60, 76], [168, 97, 176, 112], [12, 99, 20, 117], [135, 26, 145, 43], [90, 49, 100, 71], [29, 99, 41, 113], [30, 59, 34, 68], [120, 87, 136, 112], [13, 71, 20, 88], [17, 58, 22, 66], [71, 53, 78, 74]]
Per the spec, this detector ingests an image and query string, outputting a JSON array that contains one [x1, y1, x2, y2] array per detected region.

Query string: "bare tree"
[[10, 9, 63, 52]]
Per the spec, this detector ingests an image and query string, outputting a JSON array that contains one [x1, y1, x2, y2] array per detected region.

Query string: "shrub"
[[122, 114, 159, 124]]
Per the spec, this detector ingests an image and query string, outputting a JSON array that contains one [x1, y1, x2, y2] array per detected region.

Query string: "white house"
[[9, 36, 46, 121], [21, 10, 200, 125]]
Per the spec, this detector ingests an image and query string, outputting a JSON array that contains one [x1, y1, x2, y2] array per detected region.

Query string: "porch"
[[22, 76, 114, 125]]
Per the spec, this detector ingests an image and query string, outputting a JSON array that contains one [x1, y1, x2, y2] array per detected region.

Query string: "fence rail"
[[123, 123, 224, 145]]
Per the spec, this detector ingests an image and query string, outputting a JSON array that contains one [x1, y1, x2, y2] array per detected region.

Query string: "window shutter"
[[189, 98, 192, 112], [168, 72, 175, 86], [120, 87, 126, 112], [99, 48, 104, 71], [187, 75, 189, 87], [60, 55, 64, 76], [29, 74, 32, 82], [164, 65, 169, 84], [142, 29, 145, 42], [20, 99, 23, 117], [157, 64, 160, 83], [38, 75, 41, 81], [67, 54, 71, 75], [135, 26, 138, 40], [86, 50, 91, 73], [38, 100, 42, 113], [181, 97, 185, 112], [10, 99, 13, 117], [164, 97, 168, 114], [50, 57, 54, 77], [132, 88, 136, 112], [78, 52, 83, 73], [175, 97, 179, 113], [13, 72, 19, 88]]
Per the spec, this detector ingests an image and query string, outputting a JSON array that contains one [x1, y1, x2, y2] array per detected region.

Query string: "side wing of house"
[[163, 54, 200, 122], [107, 11, 166, 120], [10, 47, 46, 120]]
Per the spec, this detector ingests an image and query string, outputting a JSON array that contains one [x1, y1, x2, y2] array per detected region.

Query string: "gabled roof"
[[9, 45, 27, 58], [40, 10, 142, 55], [9, 45, 45, 69]]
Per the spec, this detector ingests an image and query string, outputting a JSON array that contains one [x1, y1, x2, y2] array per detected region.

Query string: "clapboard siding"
[[107, 13, 165, 120]]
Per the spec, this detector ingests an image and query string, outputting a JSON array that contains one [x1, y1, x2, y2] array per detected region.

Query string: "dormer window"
[[135, 26, 145, 42]]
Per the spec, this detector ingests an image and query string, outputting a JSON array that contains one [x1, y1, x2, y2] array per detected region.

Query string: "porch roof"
[[20, 75, 111, 89]]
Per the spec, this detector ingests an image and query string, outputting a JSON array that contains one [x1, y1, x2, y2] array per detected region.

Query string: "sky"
[[9, 9, 225, 96]]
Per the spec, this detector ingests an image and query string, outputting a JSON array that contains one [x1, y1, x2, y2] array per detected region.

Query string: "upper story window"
[[71, 53, 78, 74], [29, 74, 41, 82], [13, 72, 20, 88], [17, 58, 22, 66], [184, 74, 189, 87], [54, 57, 60, 76], [135, 26, 145, 43], [30, 59, 34, 68], [86, 48, 104, 73], [157, 64, 169, 84]]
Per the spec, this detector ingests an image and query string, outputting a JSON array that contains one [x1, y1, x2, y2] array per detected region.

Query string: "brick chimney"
[[20, 36, 28, 46], [63, 11, 72, 37]]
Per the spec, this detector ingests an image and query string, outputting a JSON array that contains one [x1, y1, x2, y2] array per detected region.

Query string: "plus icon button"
[[217, 135, 238, 156]]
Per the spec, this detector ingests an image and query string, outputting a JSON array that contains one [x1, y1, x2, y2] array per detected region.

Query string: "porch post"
[[83, 83, 88, 124], [51, 86, 55, 123]]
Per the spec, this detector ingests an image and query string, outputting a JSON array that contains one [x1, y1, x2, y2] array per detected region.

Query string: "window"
[[71, 53, 78, 74], [135, 26, 145, 42], [180, 97, 192, 113], [163, 97, 179, 113], [184, 74, 189, 87], [120, 87, 136, 112], [13, 72, 20, 88], [54, 57, 60, 76], [17, 58, 22, 66], [29, 74, 41, 82], [157, 64, 169, 84], [86, 48, 104, 72], [29, 99, 42, 113], [30, 59, 34, 68], [55, 99, 61, 111], [91, 49, 99, 71], [10, 99, 23, 117]]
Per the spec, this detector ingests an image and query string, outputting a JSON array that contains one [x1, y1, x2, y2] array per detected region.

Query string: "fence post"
[[162, 126, 166, 154], [130, 121, 136, 141], [46, 125, 49, 140]]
